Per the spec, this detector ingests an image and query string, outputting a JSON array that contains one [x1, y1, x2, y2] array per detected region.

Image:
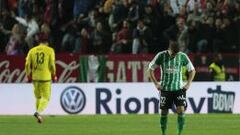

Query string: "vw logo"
[[60, 86, 86, 114]]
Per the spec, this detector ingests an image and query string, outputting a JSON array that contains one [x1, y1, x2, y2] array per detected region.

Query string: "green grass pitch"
[[0, 114, 239, 135]]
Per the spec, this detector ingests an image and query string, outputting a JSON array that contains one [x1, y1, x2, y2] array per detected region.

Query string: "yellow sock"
[[36, 98, 40, 111]]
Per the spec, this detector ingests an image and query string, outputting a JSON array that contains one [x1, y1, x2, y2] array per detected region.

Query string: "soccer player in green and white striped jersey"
[[148, 40, 195, 135]]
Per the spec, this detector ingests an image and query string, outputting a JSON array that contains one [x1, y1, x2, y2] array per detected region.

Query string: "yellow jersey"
[[25, 43, 56, 81], [209, 62, 226, 81]]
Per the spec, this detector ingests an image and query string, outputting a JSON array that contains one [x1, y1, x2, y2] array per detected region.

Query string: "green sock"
[[160, 116, 168, 135], [177, 114, 185, 135]]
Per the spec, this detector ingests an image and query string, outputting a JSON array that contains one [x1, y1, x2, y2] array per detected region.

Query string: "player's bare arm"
[[183, 69, 196, 91], [148, 68, 162, 91]]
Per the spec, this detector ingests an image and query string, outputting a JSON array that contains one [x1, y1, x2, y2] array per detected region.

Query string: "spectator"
[[152, 2, 175, 52], [164, 17, 189, 53], [61, 0, 74, 24], [0, 9, 17, 31], [0, 0, 239, 55], [108, 0, 129, 31], [0, 1, 7, 12], [142, 4, 161, 52], [169, 0, 186, 14], [43, 0, 51, 25], [0, 9, 18, 52], [90, 21, 110, 54], [196, 15, 215, 52], [187, 20, 198, 52], [128, 1, 140, 25], [104, 0, 114, 14], [222, 17, 237, 52], [111, 20, 131, 53], [132, 19, 152, 54], [204, 1, 214, 16], [14, 13, 39, 49], [147, 0, 159, 7], [177, 17, 189, 53], [84, 9, 99, 29], [212, 18, 225, 52], [5, 24, 24, 55], [17, 0, 33, 18], [0, 24, 5, 53], [186, 1, 202, 22], [73, 0, 96, 19], [40, 23, 50, 34], [7, 0, 18, 11], [74, 28, 91, 54], [143, 5, 155, 28], [61, 23, 78, 52]]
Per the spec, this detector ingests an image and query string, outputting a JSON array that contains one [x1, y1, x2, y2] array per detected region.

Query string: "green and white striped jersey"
[[149, 50, 194, 91]]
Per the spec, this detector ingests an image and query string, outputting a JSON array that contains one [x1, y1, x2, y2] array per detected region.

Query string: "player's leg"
[[37, 81, 51, 113], [176, 106, 185, 135], [33, 81, 43, 123], [33, 82, 41, 112], [160, 91, 173, 135], [160, 109, 168, 135], [174, 90, 187, 135]]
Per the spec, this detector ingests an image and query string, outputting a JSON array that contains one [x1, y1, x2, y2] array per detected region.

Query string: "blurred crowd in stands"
[[0, 0, 239, 55]]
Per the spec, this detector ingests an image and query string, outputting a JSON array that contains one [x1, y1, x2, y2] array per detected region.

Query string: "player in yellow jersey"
[[25, 33, 57, 123]]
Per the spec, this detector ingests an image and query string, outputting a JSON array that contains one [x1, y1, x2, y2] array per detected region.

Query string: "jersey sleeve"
[[182, 53, 195, 72], [208, 63, 215, 72], [25, 50, 32, 76], [148, 52, 163, 70], [49, 48, 56, 76]]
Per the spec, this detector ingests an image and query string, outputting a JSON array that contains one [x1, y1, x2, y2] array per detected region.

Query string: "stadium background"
[[0, 0, 240, 135]]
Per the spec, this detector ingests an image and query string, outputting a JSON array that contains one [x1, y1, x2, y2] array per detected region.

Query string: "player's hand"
[[182, 83, 190, 91], [52, 75, 58, 82], [155, 83, 162, 91]]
